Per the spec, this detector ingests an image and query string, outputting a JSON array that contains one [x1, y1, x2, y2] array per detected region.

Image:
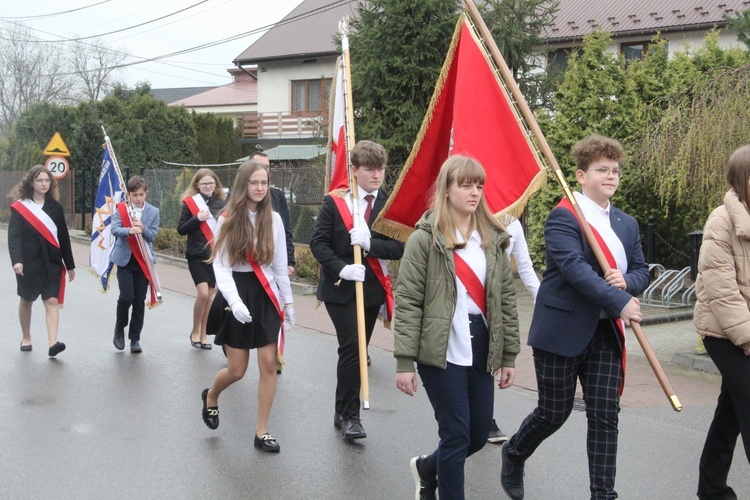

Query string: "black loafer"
[[201, 388, 219, 430], [48, 342, 66, 357], [254, 432, 280, 452], [190, 334, 202, 349], [20, 343, 32, 352], [113, 329, 125, 350], [341, 417, 367, 441]]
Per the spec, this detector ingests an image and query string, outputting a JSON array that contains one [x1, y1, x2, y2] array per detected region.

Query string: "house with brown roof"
[[231, 0, 747, 144], [232, 0, 357, 146], [167, 67, 258, 121], [544, 0, 748, 71]]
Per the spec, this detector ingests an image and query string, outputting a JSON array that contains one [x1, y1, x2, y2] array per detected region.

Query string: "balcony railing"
[[241, 111, 328, 140]]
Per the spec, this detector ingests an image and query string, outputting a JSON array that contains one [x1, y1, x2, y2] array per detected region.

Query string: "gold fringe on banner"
[[372, 14, 465, 242]]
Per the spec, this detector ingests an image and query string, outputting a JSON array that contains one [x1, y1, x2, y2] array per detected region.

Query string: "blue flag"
[[89, 146, 123, 292]]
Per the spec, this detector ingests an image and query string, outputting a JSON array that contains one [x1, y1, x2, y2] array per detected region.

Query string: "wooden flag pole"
[[463, 0, 681, 411], [339, 17, 370, 410]]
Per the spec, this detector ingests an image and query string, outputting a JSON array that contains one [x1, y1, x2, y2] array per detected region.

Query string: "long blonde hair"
[[181, 168, 225, 201], [429, 155, 504, 250], [209, 161, 274, 266]]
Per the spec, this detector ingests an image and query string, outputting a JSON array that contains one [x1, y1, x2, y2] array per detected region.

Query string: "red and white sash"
[[330, 195, 394, 327], [116, 203, 159, 306], [183, 194, 217, 247], [10, 199, 67, 305], [453, 252, 486, 317], [245, 251, 286, 357], [557, 197, 627, 394], [219, 211, 287, 358]]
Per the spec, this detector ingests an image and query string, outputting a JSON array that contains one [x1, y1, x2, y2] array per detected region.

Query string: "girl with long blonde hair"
[[394, 155, 519, 499], [200, 160, 294, 453]]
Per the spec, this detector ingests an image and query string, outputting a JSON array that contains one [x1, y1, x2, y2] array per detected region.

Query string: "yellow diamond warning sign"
[[43, 132, 70, 157]]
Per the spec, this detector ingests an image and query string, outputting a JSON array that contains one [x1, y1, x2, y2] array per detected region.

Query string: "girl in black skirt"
[[8, 165, 75, 356], [201, 160, 295, 452], [177, 168, 225, 349]]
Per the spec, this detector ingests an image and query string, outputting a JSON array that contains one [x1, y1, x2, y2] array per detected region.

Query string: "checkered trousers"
[[506, 319, 623, 499]]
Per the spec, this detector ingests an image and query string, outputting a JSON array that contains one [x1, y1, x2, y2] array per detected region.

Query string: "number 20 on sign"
[[45, 156, 70, 179]]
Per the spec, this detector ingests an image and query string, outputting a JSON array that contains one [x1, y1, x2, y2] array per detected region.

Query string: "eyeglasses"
[[590, 167, 622, 178], [247, 180, 269, 188], [198, 182, 215, 187]]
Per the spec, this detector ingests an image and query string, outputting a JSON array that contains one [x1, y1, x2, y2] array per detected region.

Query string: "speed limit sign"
[[45, 156, 70, 179]]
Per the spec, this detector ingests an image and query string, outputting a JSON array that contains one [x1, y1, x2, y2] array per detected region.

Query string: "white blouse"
[[212, 210, 293, 308]]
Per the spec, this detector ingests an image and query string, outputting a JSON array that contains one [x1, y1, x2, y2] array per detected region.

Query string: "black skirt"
[[187, 257, 215, 287], [206, 271, 281, 350]]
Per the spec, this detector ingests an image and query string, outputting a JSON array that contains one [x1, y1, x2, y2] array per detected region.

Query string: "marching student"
[[201, 160, 294, 453], [394, 155, 519, 499], [694, 144, 750, 499], [177, 168, 225, 349], [110, 175, 160, 354], [501, 135, 650, 500], [8, 165, 75, 357], [310, 140, 404, 441]]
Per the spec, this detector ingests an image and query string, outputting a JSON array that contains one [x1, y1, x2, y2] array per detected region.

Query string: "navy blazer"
[[310, 189, 404, 307], [527, 205, 650, 357], [110, 202, 160, 267]]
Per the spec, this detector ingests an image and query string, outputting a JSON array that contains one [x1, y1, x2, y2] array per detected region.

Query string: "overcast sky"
[[0, 0, 307, 89]]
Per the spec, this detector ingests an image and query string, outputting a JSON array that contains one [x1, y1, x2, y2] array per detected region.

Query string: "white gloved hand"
[[283, 304, 295, 332], [339, 264, 366, 282], [349, 224, 372, 251], [230, 300, 253, 324]]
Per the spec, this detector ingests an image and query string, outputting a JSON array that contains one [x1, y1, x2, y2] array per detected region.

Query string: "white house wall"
[[256, 59, 336, 114]]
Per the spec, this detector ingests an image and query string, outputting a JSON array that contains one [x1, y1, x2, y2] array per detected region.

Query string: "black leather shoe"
[[130, 341, 142, 354], [254, 432, 280, 452], [113, 329, 125, 350], [501, 442, 525, 500], [20, 343, 32, 352], [201, 388, 219, 430], [334, 413, 344, 430], [48, 342, 66, 357], [200, 343, 213, 350], [341, 417, 367, 441]]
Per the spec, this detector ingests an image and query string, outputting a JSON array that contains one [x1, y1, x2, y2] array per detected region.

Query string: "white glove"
[[349, 224, 372, 251], [283, 304, 295, 332], [230, 300, 253, 324], [339, 264, 366, 282]]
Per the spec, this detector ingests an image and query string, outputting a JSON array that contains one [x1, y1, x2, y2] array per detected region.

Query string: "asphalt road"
[[1, 228, 748, 499]]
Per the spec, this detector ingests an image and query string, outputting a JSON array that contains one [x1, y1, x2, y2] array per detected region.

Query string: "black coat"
[[310, 189, 404, 307], [8, 198, 75, 298], [176, 194, 226, 260]]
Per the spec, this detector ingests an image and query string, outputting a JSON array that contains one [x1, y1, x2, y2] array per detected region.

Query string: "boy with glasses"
[[501, 135, 650, 500]]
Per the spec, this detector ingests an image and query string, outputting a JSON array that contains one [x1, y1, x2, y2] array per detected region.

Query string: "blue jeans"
[[417, 314, 494, 500]]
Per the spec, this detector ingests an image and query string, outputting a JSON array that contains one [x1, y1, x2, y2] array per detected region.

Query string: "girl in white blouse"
[[201, 160, 294, 453]]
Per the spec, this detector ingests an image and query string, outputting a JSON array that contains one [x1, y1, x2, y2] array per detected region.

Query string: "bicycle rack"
[[642, 266, 695, 308]]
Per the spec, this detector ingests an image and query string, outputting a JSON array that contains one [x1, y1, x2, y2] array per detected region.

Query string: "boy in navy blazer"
[[110, 176, 160, 353], [501, 135, 650, 500]]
